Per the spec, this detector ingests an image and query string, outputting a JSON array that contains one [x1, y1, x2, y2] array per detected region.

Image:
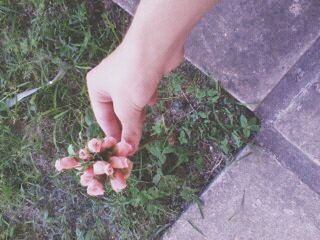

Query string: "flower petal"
[[87, 179, 105, 196], [87, 138, 103, 153], [102, 136, 118, 150], [121, 159, 133, 179], [79, 148, 93, 161], [105, 163, 114, 176], [80, 167, 95, 186], [93, 161, 108, 175], [110, 171, 127, 193], [55, 157, 80, 171], [114, 141, 133, 156], [109, 156, 129, 169], [55, 160, 62, 171]]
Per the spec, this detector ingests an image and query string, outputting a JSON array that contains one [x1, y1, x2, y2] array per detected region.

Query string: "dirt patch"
[[23, 117, 57, 174]]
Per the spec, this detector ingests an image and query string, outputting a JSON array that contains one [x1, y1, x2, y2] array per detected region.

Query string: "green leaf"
[[195, 156, 205, 171], [198, 111, 207, 119], [146, 143, 166, 164], [195, 89, 207, 99], [209, 95, 220, 104], [146, 204, 161, 216], [87, 123, 102, 138], [67, 144, 76, 155], [243, 128, 251, 138], [248, 117, 257, 125], [0, 102, 8, 113], [220, 138, 230, 154], [206, 89, 218, 97], [240, 114, 248, 128], [178, 130, 188, 145], [84, 108, 94, 126], [231, 131, 242, 148], [158, 175, 180, 192], [169, 149, 189, 172], [163, 145, 175, 154], [151, 121, 163, 136], [250, 125, 260, 132]]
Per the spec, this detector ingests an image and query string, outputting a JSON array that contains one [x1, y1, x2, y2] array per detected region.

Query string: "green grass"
[[0, 1, 259, 239]]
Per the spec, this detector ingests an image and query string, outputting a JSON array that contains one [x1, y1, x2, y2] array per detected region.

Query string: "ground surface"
[[0, 1, 258, 239], [163, 144, 320, 240]]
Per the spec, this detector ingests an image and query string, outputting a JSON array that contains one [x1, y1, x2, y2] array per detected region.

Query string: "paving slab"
[[255, 36, 320, 120], [256, 37, 320, 167], [112, 0, 137, 14], [256, 126, 320, 195], [274, 80, 320, 165], [163, 144, 320, 240], [112, 0, 320, 110]]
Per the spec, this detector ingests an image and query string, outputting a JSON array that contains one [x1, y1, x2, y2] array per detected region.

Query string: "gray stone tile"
[[185, 0, 320, 110], [274, 78, 320, 165], [112, 0, 320, 110], [256, 126, 320, 194], [112, 0, 137, 14], [255, 37, 320, 122], [163, 144, 320, 240], [254, 38, 320, 185]]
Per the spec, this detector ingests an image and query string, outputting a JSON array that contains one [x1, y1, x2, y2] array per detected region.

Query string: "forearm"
[[121, 0, 218, 70]]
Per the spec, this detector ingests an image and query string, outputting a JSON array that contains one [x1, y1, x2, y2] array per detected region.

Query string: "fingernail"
[[102, 136, 118, 150]]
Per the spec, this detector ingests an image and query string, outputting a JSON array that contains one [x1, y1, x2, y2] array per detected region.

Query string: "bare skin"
[[87, 0, 218, 155]]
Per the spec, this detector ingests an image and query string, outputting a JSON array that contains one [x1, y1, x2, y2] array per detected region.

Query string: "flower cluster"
[[55, 137, 133, 196]]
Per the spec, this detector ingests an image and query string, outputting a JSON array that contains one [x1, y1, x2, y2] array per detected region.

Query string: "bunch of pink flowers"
[[55, 137, 133, 196]]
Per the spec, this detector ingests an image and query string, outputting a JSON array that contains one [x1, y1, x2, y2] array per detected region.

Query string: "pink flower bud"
[[80, 167, 95, 187], [55, 157, 81, 172], [120, 159, 133, 179], [87, 138, 103, 153], [114, 141, 133, 156], [101, 136, 118, 151], [79, 148, 93, 161], [109, 156, 130, 169], [105, 164, 114, 176], [55, 160, 62, 171], [93, 161, 115, 176], [93, 161, 108, 175], [87, 179, 105, 196], [110, 171, 127, 193]]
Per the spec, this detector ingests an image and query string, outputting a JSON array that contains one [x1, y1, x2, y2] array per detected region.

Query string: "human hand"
[[87, 43, 183, 156]]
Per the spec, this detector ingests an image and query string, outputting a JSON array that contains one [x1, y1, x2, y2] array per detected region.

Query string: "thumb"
[[113, 100, 145, 155], [147, 91, 158, 106]]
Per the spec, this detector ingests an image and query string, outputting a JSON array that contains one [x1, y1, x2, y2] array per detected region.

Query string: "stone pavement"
[[112, 0, 320, 239], [112, 0, 320, 111], [163, 144, 320, 240]]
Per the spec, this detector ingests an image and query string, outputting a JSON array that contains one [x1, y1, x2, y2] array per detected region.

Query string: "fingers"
[[114, 141, 133, 156], [148, 91, 158, 106], [87, 73, 121, 140], [86, 59, 148, 156], [113, 99, 145, 155], [92, 101, 122, 141]]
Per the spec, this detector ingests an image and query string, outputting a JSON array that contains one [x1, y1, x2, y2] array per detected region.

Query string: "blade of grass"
[[187, 220, 207, 237]]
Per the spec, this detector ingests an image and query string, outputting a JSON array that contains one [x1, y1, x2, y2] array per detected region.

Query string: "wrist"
[[121, 32, 184, 74], [119, 39, 164, 73]]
